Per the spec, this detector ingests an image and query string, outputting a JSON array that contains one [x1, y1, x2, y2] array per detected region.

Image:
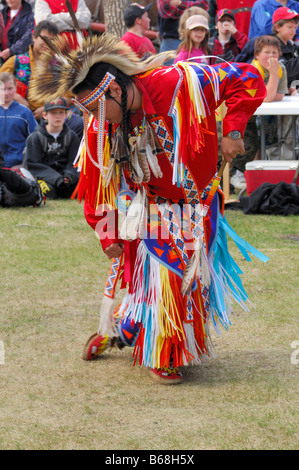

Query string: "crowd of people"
[[0, 1, 296, 383], [1, 0, 298, 204]]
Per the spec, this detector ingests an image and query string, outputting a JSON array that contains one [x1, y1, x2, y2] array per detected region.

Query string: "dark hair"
[[73, 62, 133, 160], [33, 21, 59, 38]]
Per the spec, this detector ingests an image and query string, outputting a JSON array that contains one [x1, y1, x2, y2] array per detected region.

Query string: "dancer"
[[31, 32, 268, 384]]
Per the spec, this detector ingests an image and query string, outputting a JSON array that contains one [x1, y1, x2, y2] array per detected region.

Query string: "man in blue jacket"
[[0, 72, 36, 168], [249, 0, 299, 38]]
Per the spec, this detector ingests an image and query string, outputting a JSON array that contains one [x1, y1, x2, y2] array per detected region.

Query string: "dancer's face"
[[75, 86, 123, 124], [75, 81, 142, 124]]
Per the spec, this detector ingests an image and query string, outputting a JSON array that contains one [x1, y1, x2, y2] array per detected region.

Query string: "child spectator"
[[272, 7, 299, 91], [121, 3, 156, 60], [249, 0, 299, 39], [0, 72, 36, 168], [231, 35, 288, 189], [178, 6, 209, 41], [0, 21, 60, 121], [24, 98, 80, 199], [209, 0, 257, 38], [209, 9, 248, 65], [174, 14, 210, 64]]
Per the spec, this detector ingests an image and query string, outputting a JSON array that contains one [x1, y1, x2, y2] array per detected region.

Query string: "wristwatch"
[[227, 130, 242, 139]]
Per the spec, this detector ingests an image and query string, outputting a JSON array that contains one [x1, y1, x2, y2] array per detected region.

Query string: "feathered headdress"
[[29, 32, 175, 102], [29, 1, 174, 182]]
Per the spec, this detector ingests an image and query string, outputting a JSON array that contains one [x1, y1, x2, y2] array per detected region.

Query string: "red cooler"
[[244, 160, 299, 196]]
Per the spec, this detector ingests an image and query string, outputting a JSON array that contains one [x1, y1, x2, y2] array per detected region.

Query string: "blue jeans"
[[159, 37, 181, 65]]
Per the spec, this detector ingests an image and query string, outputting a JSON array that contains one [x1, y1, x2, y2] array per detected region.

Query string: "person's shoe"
[[150, 366, 183, 385], [82, 333, 110, 360], [230, 170, 246, 190]]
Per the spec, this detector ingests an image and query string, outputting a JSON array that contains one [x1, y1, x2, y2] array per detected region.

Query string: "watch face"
[[229, 131, 241, 139]]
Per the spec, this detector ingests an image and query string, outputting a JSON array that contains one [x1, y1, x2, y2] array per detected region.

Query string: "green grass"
[[0, 199, 298, 450]]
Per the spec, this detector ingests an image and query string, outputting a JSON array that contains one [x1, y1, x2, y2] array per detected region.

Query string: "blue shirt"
[[0, 101, 37, 168], [249, 0, 299, 39]]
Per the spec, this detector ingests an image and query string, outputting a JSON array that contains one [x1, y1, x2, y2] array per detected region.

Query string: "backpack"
[[0, 167, 44, 208]]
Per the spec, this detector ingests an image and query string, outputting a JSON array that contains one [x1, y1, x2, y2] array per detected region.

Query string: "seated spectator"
[[231, 35, 288, 190], [24, 98, 80, 199], [174, 14, 210, 64], [121, 3, 156, 60], [0, 72, 37, 168], [0, 0, 35, 63], [236, 8, 299, 90], [209, 9, 248, 65], [272, 7, 299, 91], [249, 0, 299, 39], [209, 0, 257, 38], [34, 0, 91, 48], [0, 21, 61, 121]]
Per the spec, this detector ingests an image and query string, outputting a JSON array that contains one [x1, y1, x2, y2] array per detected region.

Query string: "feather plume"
[[29, 33, 175, 103], [181, 250, 201, 297]]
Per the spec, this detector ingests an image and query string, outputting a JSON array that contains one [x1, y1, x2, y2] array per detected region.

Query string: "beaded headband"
[[72, 72, 116, 179]]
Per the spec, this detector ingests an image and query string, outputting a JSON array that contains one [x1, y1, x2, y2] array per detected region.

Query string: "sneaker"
[[230, 170, 246, 190], [82, 333, 110, 361], [150, 366, 183, 385]]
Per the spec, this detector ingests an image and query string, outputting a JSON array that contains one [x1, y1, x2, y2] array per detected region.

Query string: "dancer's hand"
[[221, 136, 245, 163], [104, 243, 124, 259]]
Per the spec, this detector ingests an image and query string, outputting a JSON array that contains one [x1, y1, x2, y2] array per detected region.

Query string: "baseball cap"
[[124, 3, 153, 25], [44, 97, 69, 112], [186, 15, 209, 31], [272, 7, 299, 24], [217, 9, 235, 22]]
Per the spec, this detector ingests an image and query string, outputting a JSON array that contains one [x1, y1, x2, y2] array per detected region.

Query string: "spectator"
[[157, 0, 208, 63], [0, 72, 36, 168], [0, 0, 35, 63], [209, 9, 248, 65], [273, 7, 299, 90], [209, 1, 258, 37], [177, 6, 209, 40], [249, 0, 299, 39], [231, 35, 288, 189], [34, 0, 91, 48], [236, 8, 299, 89], [121, 3, 156, 60], [0, 21, 60, 121], [24, 98, 80, 199], [174, 14, 210, 64]]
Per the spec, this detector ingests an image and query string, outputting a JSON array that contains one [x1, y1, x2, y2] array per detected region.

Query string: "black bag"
[[0, 168, 44, 208], [240, 181, 299, 215]]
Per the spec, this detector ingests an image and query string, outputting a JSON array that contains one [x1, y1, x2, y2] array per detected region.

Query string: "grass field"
[[0, 199, 298, 450]]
